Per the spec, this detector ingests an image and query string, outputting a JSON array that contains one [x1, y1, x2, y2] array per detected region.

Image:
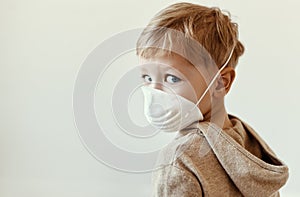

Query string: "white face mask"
[[141, 48, 234, 132], [141, 86, 203, 132]]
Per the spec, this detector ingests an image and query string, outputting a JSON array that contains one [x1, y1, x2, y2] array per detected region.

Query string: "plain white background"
[[0, 0, 299, 196]]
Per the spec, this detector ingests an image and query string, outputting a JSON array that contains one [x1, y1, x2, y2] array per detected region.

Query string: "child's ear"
[[213, 67, 236, 98]]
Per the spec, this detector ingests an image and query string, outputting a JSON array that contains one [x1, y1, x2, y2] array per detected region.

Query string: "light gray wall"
[[0, 0, 299, 196]]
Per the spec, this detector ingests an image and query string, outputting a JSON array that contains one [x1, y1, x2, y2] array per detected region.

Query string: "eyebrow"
[[139, 64, 184, 75], [139, 67, 148, 73]]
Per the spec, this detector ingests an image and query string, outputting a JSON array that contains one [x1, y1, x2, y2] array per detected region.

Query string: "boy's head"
[[136, 2, 244, 69], [136, 2, 245, 118]]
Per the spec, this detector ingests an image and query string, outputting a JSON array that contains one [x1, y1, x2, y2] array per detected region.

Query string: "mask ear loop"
[[184, 47, 235, 118]]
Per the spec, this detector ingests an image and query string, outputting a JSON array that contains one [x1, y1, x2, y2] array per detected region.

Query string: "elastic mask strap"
[[185, 47, 235, 117]]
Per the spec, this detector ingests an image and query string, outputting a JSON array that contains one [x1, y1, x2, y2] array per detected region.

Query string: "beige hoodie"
[[151, 115, 289, 197]]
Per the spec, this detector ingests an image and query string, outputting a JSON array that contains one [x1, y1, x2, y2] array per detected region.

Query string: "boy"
[[136, 2, 288, 197]]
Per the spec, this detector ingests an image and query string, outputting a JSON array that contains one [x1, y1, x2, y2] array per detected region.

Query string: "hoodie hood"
[[197, 116, 289, 197]]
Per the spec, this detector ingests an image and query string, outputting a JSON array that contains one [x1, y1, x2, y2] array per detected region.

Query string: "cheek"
[[198, 92, 212, 114], [172, 84, 198, 103], [169, 77, 205, 104], [187, 75, 207, 102], [180, 72, 212, 114], [195, 77, 213, 113]]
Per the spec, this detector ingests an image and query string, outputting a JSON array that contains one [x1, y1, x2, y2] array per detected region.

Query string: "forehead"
[[139, 53, 199, 75]]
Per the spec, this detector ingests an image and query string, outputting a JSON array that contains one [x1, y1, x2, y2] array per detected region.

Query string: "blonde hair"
[[136, 2, 245, 69]]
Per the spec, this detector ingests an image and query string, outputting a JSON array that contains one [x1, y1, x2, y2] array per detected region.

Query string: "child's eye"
[[142, 74, 152, 83], [166, 74, 181, 83]]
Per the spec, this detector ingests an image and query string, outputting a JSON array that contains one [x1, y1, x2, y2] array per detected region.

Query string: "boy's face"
[[139, 53, 213, 115]]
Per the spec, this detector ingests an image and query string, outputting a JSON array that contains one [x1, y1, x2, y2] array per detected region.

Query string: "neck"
[[202, 99, 233, 130]]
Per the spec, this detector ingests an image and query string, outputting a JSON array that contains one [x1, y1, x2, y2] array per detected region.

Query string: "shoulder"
[[151, 163, 203, 197], [154, 128, 206, 168]]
